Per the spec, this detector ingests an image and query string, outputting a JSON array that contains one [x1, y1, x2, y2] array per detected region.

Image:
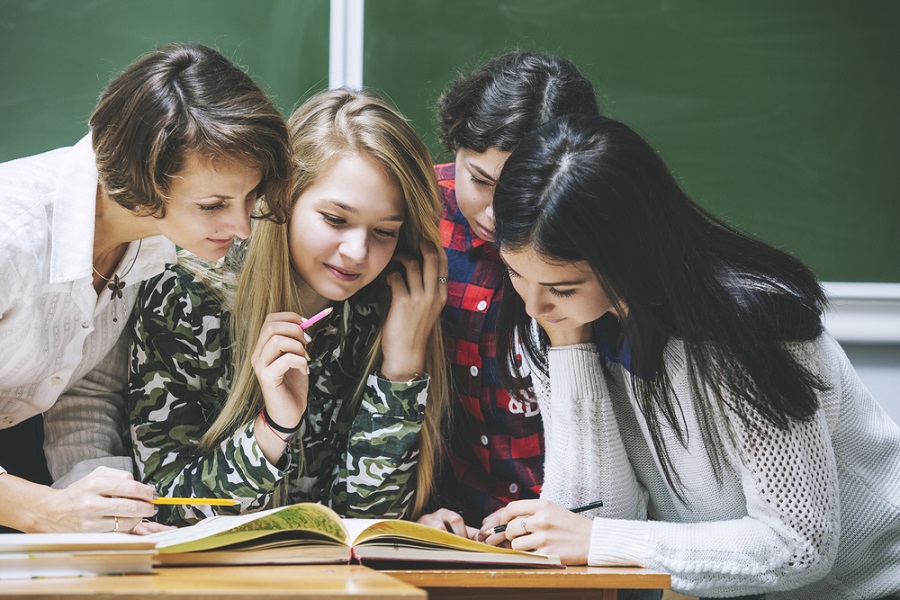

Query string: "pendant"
[[106, 274, 125, 300]]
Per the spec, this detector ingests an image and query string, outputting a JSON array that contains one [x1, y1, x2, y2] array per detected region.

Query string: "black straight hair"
[[438, 50, 600, 154], [494, 114, 827, 495]]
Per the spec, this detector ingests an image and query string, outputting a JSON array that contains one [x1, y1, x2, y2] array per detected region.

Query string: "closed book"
[[0, 532, 156, 579]]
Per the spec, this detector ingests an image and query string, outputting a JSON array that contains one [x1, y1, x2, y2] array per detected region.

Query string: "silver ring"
[[520, 517, 529, 534], [438, 276, 448, 284], [113, 515, 119, 533]]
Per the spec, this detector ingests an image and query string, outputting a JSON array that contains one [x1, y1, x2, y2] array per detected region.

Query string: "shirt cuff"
[[588, 517, 649, 567], [243, 420, 290, 480]]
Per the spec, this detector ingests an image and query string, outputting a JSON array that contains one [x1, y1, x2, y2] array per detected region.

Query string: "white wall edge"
[[328, 0, 364, 89], [822, 282, 900, 345]]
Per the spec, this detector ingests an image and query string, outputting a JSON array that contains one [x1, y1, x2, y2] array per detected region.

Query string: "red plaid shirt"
[[435, 163, 544, 525]]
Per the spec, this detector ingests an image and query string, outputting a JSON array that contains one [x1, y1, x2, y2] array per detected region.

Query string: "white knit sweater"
[[533, 331, 900, 599]]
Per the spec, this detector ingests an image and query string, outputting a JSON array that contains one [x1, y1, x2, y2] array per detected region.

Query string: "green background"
[[2, 0, 898, 282], [0, 0, 330, 159]]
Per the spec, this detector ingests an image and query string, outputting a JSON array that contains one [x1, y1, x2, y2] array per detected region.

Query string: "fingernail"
[[152, 490, 159, 500], [153, 507, 159, 515], [304, 332, 312, 343]]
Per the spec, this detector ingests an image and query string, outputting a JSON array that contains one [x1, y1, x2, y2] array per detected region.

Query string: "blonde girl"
[[128, 88, 448, 526]]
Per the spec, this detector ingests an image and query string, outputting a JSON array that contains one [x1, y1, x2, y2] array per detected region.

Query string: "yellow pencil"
[[152, 497, 238, 506]]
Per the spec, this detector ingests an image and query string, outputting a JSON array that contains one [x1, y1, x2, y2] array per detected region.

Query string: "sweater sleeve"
[[332, 373, 428, 518], [127, 267, 283, 526], [534, 342, 648, 521], [587, 340, 841, 597], [44, 334, 135, 488]]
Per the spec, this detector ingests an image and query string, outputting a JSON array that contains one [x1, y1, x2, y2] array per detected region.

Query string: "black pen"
[[569, 500, 604, 513], [444, 509, 465, 533], [492, 500, 603, 534]]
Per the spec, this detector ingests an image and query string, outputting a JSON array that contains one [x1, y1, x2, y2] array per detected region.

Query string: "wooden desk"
[[0, 565, 669, 600], [0, 565, 425, 599], [385, 566, 671, 600]]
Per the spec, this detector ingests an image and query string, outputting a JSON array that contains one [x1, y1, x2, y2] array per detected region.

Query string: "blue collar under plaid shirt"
[[435, 162, 544, 525]]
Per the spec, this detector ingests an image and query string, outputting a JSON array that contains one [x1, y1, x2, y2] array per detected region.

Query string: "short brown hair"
[[90, 43, 292, 221]]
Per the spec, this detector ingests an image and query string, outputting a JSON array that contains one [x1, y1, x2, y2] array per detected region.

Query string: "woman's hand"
[[130, 520, 177, 535], [417, 508, 479, 539], [380, 241, 448, 380], [250, 312, 313, 462], [478, 499, 592, 565], [32, 467, 157, 533]]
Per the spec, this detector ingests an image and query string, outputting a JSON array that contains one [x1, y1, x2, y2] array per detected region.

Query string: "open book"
[[0, 533, 156, 579], [148, 502, 561, 568]]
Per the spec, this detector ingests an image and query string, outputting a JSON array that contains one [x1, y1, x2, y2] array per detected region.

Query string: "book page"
[[148, 502, 349, 553], [346, 518, 550, 557], [343, 518, 386, 543]]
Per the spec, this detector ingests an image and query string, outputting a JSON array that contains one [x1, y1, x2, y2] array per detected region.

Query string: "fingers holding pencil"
[[251, 311, 317, 426], [251, 308, 333, 466], [482, 499, 595, 564]]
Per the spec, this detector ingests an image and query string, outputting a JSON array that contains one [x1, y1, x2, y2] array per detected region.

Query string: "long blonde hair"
[[201, 88, 447, 518]]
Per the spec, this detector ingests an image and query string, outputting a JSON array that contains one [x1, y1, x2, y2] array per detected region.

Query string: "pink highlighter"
[[299, 306, 333, 330]]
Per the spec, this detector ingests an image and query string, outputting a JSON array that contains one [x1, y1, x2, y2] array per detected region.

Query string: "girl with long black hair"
[[482, 114, 900, 600]]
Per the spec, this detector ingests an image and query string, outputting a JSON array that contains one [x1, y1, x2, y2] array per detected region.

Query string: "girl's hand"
[[477, 506, 510, 546], [417, 508, 479, 539], [33, 467, 157, 533], [380, 241, 448, 380], [536, 318, 594, 348], [478, 499, 592, 565], [250, 312, 312, 461]]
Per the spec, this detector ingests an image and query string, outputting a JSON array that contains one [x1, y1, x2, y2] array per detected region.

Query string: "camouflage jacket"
[[127, 265, 428, 526]]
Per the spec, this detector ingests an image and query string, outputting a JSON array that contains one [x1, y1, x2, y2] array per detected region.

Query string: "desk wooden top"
[[0, 565, 425, 599], [0, 564, 670, 600], [385, 566, 671, 590]]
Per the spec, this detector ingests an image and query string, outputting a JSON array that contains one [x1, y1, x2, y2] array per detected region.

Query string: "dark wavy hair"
[[494, 114, 827, 495], [90, 43, 292, 222], [438, 50, 600, 154]]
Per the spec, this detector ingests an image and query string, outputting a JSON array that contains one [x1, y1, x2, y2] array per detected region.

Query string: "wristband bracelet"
[[261, 407, 301, 435], [259, 410, 296, 449]]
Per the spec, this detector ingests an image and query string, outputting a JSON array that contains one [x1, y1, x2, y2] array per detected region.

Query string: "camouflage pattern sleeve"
[[127, 265, 285, 526], [334, 372, 429, 518]]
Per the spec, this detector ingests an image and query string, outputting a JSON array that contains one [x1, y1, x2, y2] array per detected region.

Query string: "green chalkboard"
[[363, 1, 900, 283], [0, 0, 329, 161]]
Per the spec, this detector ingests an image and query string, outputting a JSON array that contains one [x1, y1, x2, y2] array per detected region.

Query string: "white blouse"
[[0, 134, 175, 483]]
